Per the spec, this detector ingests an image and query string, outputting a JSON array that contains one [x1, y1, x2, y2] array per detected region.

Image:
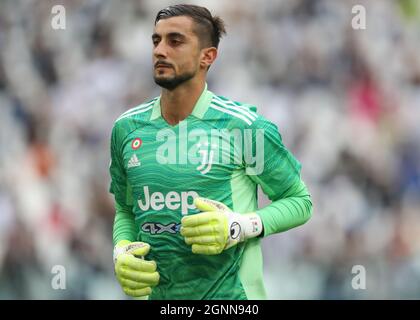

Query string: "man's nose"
[[153, 41, 167, 58]]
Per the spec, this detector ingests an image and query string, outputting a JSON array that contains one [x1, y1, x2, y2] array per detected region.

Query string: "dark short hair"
[[155, 4, 226, 48]]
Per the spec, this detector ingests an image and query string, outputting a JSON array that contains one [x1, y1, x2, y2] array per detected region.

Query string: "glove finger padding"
[[116, 264, 160, 285], [180, 224, 218, 237], [117, 254, 157, 273], [123, 287, 152, 298], [184, 234, 226, 245], [119, 278, 153, 290], [181, 197, 263, 255], [181, 210, 227, 227], [194, 197, 231, 213], [192, 243, 225, 255], [113, 241, 150, 263], [121, 241, 150, 257], [180, 198, 232, 255], [114, 241, 160, 298]]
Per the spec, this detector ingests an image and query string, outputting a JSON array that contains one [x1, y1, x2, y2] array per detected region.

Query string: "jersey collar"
[[150, 83, 213, 121]]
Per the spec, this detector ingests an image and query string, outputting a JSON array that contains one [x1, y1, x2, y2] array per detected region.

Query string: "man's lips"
[[155, 63, 173, 69]]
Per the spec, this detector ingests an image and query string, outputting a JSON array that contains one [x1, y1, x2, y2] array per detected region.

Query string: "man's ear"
[[200, 47, 218, 69]]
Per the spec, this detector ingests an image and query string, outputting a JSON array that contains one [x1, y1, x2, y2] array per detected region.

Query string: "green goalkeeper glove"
[[180, 197, 263, 255], [113, 240, 160, 298]]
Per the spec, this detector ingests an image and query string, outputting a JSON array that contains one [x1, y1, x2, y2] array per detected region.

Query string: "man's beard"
[[154, 70, 195, 91]]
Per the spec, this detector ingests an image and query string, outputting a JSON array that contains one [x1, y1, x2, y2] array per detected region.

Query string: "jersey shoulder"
[[115, 97, 158, 124], [111, 97, 158, 142], [112, 97, 158, 132], [209, 94, 273, 130]]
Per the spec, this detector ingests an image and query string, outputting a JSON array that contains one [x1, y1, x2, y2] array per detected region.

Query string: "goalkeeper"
[[110, 4, 312, 300]]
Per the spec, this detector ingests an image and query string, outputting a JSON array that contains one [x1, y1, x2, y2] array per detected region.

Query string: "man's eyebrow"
[[167, 32, 186, 39], [152, 32, 187, 40]]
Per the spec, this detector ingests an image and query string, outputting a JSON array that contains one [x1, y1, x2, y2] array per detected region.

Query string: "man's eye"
[[170, 39, 181, 46]]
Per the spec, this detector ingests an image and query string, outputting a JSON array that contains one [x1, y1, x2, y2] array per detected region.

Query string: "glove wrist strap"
[[240, 213, 263, 240], [113, 246, 126, 263], [226, 212, 263, 249]]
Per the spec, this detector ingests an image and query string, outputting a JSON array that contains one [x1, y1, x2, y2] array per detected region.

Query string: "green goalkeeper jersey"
[[109, 84, 312, 300]]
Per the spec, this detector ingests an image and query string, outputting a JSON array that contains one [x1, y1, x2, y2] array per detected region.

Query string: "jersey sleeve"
[[113, 202, 138, 245], [109, 123, 133, 208], [246, 117, 313, 237], [109, 123, 137, 244]]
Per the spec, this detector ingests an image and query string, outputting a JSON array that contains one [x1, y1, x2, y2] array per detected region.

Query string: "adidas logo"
[[127, 154, 141, 168]]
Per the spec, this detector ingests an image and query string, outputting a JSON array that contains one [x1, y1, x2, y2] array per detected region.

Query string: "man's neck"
[[160, 79, 205, 126]]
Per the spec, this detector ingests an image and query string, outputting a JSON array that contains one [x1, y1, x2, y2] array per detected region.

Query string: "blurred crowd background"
[[1, 0, 420, 299]]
